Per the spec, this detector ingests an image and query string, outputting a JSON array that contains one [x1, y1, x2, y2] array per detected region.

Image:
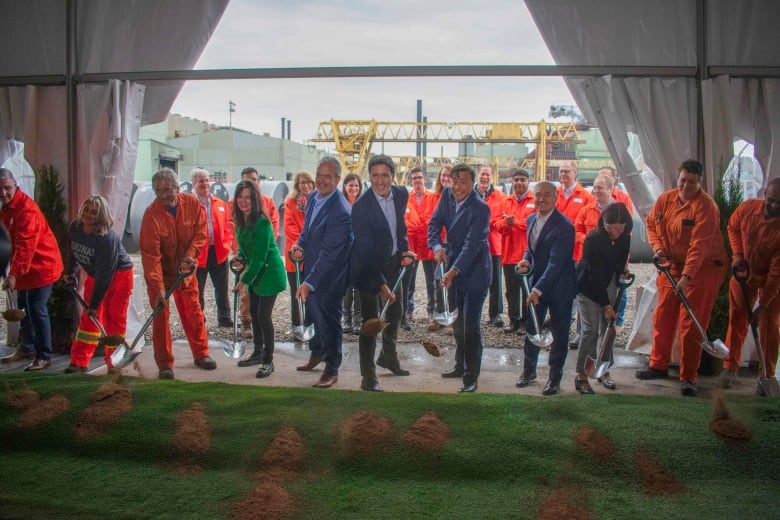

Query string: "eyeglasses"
[[559, 169, 572, 173], [411, 176, 424, 181]]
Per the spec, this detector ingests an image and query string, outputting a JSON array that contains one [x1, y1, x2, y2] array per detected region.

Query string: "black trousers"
[[404, 259, 435, 318], [287, 271, 301, 327], [249, 292, 278, 363], [488, 255, 504, 319], [196, 246, 231, 322], [502, 264, 528, 325]]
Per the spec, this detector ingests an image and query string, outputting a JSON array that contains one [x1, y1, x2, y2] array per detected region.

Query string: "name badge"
[[218, 206, 225, 212], [526, 203, 535, 208], [573, 197, 583, 203]]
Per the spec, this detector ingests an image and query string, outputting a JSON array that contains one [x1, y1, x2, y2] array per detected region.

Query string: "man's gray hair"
[[0, 168, 16, 183], [318, 156, 342, 176], [534, 180, 557, 193], [152, 167, 179, 187], [190, 168, 209, 182]]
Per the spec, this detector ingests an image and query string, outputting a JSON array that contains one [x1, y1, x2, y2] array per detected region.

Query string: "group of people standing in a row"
[[1, 157, 777, 397]]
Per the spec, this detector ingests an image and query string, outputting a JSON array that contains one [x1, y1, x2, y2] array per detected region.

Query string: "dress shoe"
[[680, 380, 697, 397], [635, 366, 668, 380], [237, 353, 263, 367], [218, 318, 235, 328], [255, 362, 274, 378], [568, 341, 579, 350], [296, 355, 322, 371], [24, 358, 51, 372], [159, 368, 175, 379], [1, 349, 34, 364], [64, 364, 87, 374], [312, 373, 338, 388], [459, 382, 478, 393], [574, 377, 595, 395], [376, 357, 410, 376], [441, 367, 464, 378], [542, 379, 561, 396], [360, 378, 383, 392], [516, 371, 537, 387], [491, 316, 505, 328], [194, 355, 217, 370], [598, 373, 617, 390]]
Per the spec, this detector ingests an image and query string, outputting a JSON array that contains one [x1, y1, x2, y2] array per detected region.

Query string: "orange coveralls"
[[406, 189, 436, 261], [493, 191, 536, 266], [574, 200, 602, 252], [556, 183, 593, 260], [724, 199, 780, 377], [646, 188, 728, 383], [139, 193, 210, 370], [612, 187, 635, 215]]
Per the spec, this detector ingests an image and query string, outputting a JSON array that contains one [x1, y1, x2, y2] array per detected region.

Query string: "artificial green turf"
[[1, 372, 778, 519]]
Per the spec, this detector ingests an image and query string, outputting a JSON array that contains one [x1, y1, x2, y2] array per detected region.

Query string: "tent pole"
[[66, 0, 78, 218]]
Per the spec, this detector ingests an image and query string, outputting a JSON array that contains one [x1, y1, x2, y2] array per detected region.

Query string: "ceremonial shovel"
[[360, 253, 416, 336], [289, 251, 315, 342], [513, 265, 553, 348], [584, 272, 635, 379], [224, 256, 246, 359], [65, 283, 129, 352], [2, 286, 25, 322], [433, 261, 458, 326]]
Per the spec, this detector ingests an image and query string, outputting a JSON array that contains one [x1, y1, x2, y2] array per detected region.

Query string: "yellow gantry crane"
[[310, 119, 585, 181]]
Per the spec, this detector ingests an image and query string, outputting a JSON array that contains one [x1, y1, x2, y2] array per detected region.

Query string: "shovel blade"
[[110, 346, 141, 369], [434, 309, 457, 326], [593, 361, 611, 380], [529, 331, 553, 348], [224, 341, 245, 359], [293, 325, 315, 342], [757, 377, 780, 397], [701, 338, 729, 359]]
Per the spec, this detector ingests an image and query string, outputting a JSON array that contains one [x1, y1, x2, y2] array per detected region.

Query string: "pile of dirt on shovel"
[[573, 426, 616, 461], [231, 425, 304, 520], [403, 411, 450, 450], [340, 411, 395, 456], [709, 391, 752, 443], [172, 402, 211, 474], [75, 380, 133, 439]]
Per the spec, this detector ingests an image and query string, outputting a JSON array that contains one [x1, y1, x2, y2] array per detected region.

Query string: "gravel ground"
[[134, 254, 657, 351]]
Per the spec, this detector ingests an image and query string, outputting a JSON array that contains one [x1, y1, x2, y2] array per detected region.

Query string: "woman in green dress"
[[232, 180, 286, 378]]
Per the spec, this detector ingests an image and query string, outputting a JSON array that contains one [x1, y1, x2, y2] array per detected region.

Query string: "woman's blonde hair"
[[78, 194, 113, 235], [288, 170, 314, 199]]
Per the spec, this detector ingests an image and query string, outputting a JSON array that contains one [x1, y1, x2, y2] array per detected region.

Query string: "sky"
[[169, 0, 577, 157]]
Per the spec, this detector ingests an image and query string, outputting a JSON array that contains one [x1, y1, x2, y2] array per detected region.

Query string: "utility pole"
[[228, 100, 236, 180]]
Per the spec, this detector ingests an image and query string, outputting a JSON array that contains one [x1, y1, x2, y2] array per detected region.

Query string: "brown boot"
[[1, 349, 34, 364], [296, 355, 323, 371]]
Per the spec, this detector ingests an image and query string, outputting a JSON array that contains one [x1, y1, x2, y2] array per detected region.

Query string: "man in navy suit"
[[290, 156, 353, 388], [428, 163, 492, 393], [351, 155, 416, 392], [516, 181, 577, 395]]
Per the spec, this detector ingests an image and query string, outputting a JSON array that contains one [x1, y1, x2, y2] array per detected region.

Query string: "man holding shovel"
[[721, 178, 780, 393], [428, 163, 491, 393], [352, 155, 415, 392]]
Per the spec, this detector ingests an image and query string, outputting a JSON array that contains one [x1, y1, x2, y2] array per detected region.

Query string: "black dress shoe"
[[238, 353, 263, 367], [360, 379, 383, 392], [459, 382, 478, 393], [598, 373, 617, 390], [376, 357, 410, 376], [574, 378, 595, 395], [255, 362, 274, 378], [516, 371, 537, 387], [441, 367, 464, 378], [542, 380, 560, 395], [491, 317, 505, 327]]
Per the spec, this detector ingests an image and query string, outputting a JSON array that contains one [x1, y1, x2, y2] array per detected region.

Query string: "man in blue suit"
[[516, 181, 577, 395], [428, 163, 492, 393], [291, 156, 353, 388], [351, 154, 416, 391]]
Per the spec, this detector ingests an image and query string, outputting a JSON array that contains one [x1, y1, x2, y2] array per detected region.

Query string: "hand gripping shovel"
[[653, 257, 729, 359], [585, 272, 635, 379], [64, 282, 129, 353], [733, 266, 779, 396], [513, 265, 553, 348], [289, 250, 315, 342], [224, 256, 247, 359], [111, 264, 196, 369], [360, 253, 417, 336], [433, 261, 458, 326]]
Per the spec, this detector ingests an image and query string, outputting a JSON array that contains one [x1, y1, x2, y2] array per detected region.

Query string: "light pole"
[[228, 100, 236, 179]]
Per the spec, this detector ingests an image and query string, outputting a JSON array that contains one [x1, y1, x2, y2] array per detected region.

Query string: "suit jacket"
[[523, 209, 577, 303], [428, 188, 491, 292], [296, 189, 353, 295], [351, 185, 409, 293]]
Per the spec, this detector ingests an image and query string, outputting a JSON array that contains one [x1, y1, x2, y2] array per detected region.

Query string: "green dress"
[[236, 217, 286, 296]]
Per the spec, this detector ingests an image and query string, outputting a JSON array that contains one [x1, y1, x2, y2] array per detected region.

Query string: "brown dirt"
[[340, 411, 395, 456], [633, 450, 685, 495], [6, 389, 39, 409], [403, 411, 449, 450], [573, 426, 616, 461], [536, 484, 594, 520], [259, 424, 306, 472], [172, 402, 210, 473], [421, 339, 442, 357], [230, 482, 297, 520], [709, 391, 752, 443], [75, 381, 133, 439], [17, 394, 70, 429]]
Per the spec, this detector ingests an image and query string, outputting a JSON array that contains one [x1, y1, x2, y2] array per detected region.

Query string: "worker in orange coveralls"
[[493, 168, 535, 334], [599, 166, 635, 215], [556, 160, 593, 261], [476, 164, 507, 327], [720, 178, 780, 394], [574, 174, 615, 251], [139, 167, 216, 380], [636, 159, 728, 397]]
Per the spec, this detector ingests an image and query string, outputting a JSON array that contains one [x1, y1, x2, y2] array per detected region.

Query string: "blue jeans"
[[17, 284, 53, 360]]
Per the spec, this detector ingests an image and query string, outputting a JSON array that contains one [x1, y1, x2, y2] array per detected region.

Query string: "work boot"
[[635, 366, 668, 380], [194, 356, 217, 370], [680, 380, 697, 397]]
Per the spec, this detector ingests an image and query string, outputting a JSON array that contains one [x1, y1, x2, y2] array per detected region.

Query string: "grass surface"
[[1, 372, 779, 520]]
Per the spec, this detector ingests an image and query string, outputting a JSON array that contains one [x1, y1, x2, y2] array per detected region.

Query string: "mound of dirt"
[[260, 425, 306, 471], [340, 411, 394, 456], [573, 426, 616, 461], [17, 394, 70, 429], [709, 391, 752, 443], [230, 482, 297, 520], [536, 484, 594, 520], [403, 411, 449, 450], [6, 389, 39, 410], [75, 382, 133, 439], [633, 450, 685, 495], [172, 402, 210, 473]]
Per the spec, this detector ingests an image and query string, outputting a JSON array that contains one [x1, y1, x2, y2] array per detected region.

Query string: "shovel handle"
[[513, 263, 534, 278], [617, 271, 635, 288], [732, 263, 749, 283], [230, 255, 246, 276], [288, 248, 304, 264]]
